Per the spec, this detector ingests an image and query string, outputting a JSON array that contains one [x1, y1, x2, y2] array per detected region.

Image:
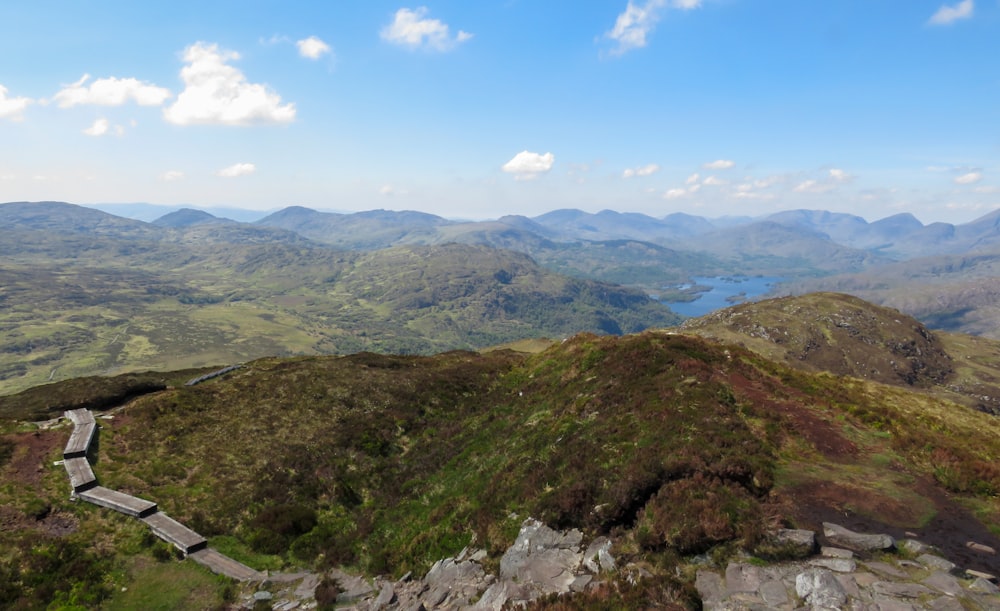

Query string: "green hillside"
[[3, 294, 1000, 607]]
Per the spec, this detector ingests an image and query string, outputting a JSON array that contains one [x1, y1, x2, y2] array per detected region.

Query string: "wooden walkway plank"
[[142, 511, 208, 555], [189, 548, 264, 581], [65, 408, 95, 426], [63, 456, 97, 492], [63, 421, 96, 458], [78, 486, 158, 518]]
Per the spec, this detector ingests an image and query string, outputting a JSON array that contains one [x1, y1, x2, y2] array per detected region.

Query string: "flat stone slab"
[[142, 511, 207, 554], [917, 553, 956, 572], [189, 548, 264, 581], [78, 486, 157, 517]]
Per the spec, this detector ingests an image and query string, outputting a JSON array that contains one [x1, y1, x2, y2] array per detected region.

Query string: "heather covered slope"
[[681, 292, 1000, 414], [3, 304, 1000, 606]]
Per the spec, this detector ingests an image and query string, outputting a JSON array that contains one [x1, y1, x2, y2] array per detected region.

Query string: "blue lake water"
[[662, 276, 784, 318]]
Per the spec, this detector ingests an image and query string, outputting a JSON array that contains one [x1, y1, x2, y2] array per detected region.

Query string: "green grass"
[[103, 557, 231, 611]]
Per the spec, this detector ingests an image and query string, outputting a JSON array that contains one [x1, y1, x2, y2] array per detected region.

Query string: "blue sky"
[[1, 0, 997, 223]]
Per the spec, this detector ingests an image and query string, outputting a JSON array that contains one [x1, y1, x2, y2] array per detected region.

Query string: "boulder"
[[795, 568, 847, 609], [823, 522, 895, 552]]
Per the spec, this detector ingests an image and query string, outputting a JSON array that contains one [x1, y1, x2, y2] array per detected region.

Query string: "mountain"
[[151, 208, 228, 228], [680, 221, 890, 274], [2, 293, 1000, 608], [256, 206, 453, 250], [0, 201, 159, 239]]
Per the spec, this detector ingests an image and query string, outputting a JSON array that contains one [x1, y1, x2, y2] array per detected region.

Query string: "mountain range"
[[4, 199, 1000, 394]]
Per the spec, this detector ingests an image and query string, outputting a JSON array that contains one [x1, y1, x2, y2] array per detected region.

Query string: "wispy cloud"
[[216, 162, 256, 177], [928, 0, 974, 25], [0, 84, 31, 121], [623, 163, 660, 178], [54, 74, 170, 108], [297, 36, 332, 60], [164, 42, 295, 126], [954, 171, 983, 185], [502, 150, 554, 180], [605, 0, 702, 56], [381, 7, 472, 52], [703, 159, 734, 170], [161, 170, 184, 182], [82, 118, 124, 137]]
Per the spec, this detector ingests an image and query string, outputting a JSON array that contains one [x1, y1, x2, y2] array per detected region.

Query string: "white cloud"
[[83, 118, 109, 136], [605, 0, 701, 56], [663, 188, 688, 200], [623, 163, 659, 178], [0, 85, 32, 121], [955, 171, 983, 185], [502, 150, 555, 180], [54, 74, 170, 108], [928, 0, 974, 25], [685, 172, 700, 185], [702, 175, 726, 186], [161, 170, 184, 182], [973, 185, 999, 194], [829, 168, 851, 182], [164, 42, 296, 126], [216, 162, 256, 178], [381, 7, 472, 52], [297, 36, 332, 60], [793, 179, 837, 194], [379, 184, 408, 196], [703, 159, 735, 170]]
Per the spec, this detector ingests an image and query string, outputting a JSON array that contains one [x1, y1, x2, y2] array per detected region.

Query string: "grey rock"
[[795, 568, 847, 609], [695, 570, 725, 607], [965, 541, 997, 555], [373, 582, 395, 609], [495, 518, 584, 602], [821, 546, 854, 559], [823, 522, 895, 552], [809, 557, 857, 572], [899, 539, 932, 555], [570, 574, 592, 592], [872, 599, 918, 611], [969, 576, 1000, 594], [331, 568, 375, 602], [928, 596, 965, 611], [922, 570, 962, 596], [253, 590, 273, 601], [726, 562, 763, 594], [865, 561, 909, 579], [759, 579, 790, 608], [872, 581, 932, 599], [774, 528, 817, 554], [583, 537, 615, 573], [917, 553, 956, 572]]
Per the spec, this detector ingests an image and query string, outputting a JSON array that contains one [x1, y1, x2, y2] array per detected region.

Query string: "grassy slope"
[[4, 316, 1000, 607], [0, 239, 679, 395]]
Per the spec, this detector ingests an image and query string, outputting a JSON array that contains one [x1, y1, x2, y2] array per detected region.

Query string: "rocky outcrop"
[[241, 520, 1000, 610], [694, 522, 1000, 610]]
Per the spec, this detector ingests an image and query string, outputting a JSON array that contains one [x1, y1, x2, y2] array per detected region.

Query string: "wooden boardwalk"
[[142, 512, 207, 554], [189, 548, 265, 581], [63, 409, 96, 459], [59, 405, 262, 581], [63, 456, 97, 493], [78, 486, 157, 518]]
